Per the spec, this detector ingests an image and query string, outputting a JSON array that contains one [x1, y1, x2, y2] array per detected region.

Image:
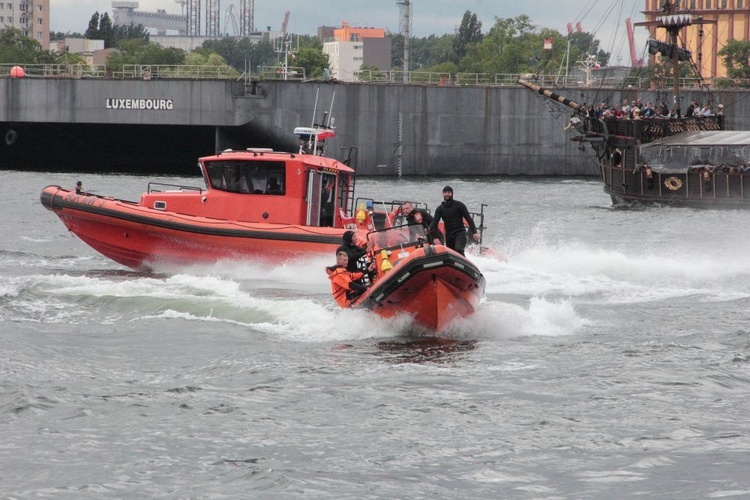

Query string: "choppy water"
[[2, 171, 750, 498]]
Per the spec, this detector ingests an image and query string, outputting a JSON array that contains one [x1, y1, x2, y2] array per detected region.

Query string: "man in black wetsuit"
[[402, 201, 444, 244], [428, 186, 479, 256], [336, 231, 367, 273]]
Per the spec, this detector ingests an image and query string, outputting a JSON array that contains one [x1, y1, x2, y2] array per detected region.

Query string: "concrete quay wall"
[[2, 77, 748, 175]]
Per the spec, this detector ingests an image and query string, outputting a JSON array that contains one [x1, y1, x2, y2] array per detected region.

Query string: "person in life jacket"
[[428, 186, 479, 256], [326, 251, 369, 307], [336, 230, 376, 285], [402, 201, 444, 244]]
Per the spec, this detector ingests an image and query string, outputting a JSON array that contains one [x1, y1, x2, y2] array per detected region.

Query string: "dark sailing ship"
[[520, 1, 750, 208]]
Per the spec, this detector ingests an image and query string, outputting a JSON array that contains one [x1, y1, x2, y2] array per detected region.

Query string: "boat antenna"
[[326, 92, 336, 128], [308, 88, 320, 153]]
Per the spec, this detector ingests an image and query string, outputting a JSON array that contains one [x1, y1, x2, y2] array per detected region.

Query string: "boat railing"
[[467, 204, 487, 248], [584, 115, 724, 143], [147, 182, 205, 194], [353, 198, 430, 225]]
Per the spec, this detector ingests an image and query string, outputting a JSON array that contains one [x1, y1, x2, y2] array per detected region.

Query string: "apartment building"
[[322, 22, 391, 82], [0, 0, 49, 49]]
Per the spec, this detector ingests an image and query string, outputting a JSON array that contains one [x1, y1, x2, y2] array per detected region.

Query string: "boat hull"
[[354, 245, 485, 332], [602, 165, 750, 208], [41, 186, 343, 270]]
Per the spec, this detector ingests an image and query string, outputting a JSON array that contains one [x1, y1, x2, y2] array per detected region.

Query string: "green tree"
[[106, 38, 185, 71], [201, 38, 276, 73], [569, 31, 609, 67], [85, 12, 115, 47], [185, 50, 229, 66], [426, 61, 458, 74], [451, 10, 483, 64], [86, 12, 147, 48], [0, 27, 58, 64], [357, 63, 384, 82], [718, 39, 750, 79], [50, 31, 85, 41], [401, 34, 455, 70], [296, 46, 329, 79], [461, 15, 534, 73], [113, 24, 150, 44]]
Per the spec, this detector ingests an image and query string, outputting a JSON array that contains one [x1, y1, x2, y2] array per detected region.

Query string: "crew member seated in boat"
[[266, 176, 284, 195], [428, 186, 480, 256], [75, 181, 85, 195], [326, 251, 369, 307], [336, 230, 371, 275], [402, 201, 444, 244]]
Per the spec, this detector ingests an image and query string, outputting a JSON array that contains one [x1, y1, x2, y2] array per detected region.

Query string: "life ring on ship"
[[664, 176, 682, 190], [5, 129, 17, 145]]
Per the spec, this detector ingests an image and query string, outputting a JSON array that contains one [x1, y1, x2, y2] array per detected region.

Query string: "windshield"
[[366, 223, 430, 252], [204, 160, 286, 194], [642, 145, 750, 172]]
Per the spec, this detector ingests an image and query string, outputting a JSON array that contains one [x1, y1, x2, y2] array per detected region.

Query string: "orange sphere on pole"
[[9, 66, 25, 78]]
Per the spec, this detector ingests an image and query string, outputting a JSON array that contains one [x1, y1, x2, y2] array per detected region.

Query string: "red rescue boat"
[[40, 144, 360, 270], [332, 224, 486, 332]]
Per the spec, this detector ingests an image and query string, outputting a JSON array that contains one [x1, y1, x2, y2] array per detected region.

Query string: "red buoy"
[[9, 66, 25, 78]]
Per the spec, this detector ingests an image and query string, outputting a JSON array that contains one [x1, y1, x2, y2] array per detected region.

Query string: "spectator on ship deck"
[[658, 101, 670, 118], [621, 99, 631, 117], [641, 102, 656, 118], [686, 100, 698, 117]]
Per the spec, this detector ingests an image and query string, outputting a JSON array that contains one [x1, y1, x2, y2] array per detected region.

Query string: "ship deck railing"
[[2, 63, 733, 90], [585, 115, 724, 143]]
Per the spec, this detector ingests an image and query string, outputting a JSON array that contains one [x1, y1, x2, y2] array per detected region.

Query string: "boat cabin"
[[639, 131, 750, 174], [139, 148, 356, 227]]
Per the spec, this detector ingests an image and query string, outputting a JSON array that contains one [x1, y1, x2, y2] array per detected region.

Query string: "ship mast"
[[637, 0, 715, 111], [665, 1, 681, 105]]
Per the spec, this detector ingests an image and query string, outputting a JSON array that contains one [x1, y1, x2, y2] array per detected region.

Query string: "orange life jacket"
[[326, 266, 365, 307]]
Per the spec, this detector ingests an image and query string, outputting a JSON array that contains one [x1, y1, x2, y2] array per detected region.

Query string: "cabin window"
[[204, 160, 286, 195]]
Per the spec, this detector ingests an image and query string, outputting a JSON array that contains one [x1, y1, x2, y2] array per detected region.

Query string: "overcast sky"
[[50, 0, 649, 64]]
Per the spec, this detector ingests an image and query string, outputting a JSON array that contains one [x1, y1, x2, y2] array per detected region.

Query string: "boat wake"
[[7, 234, 748, 341], [485, 238, 750, 305]]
